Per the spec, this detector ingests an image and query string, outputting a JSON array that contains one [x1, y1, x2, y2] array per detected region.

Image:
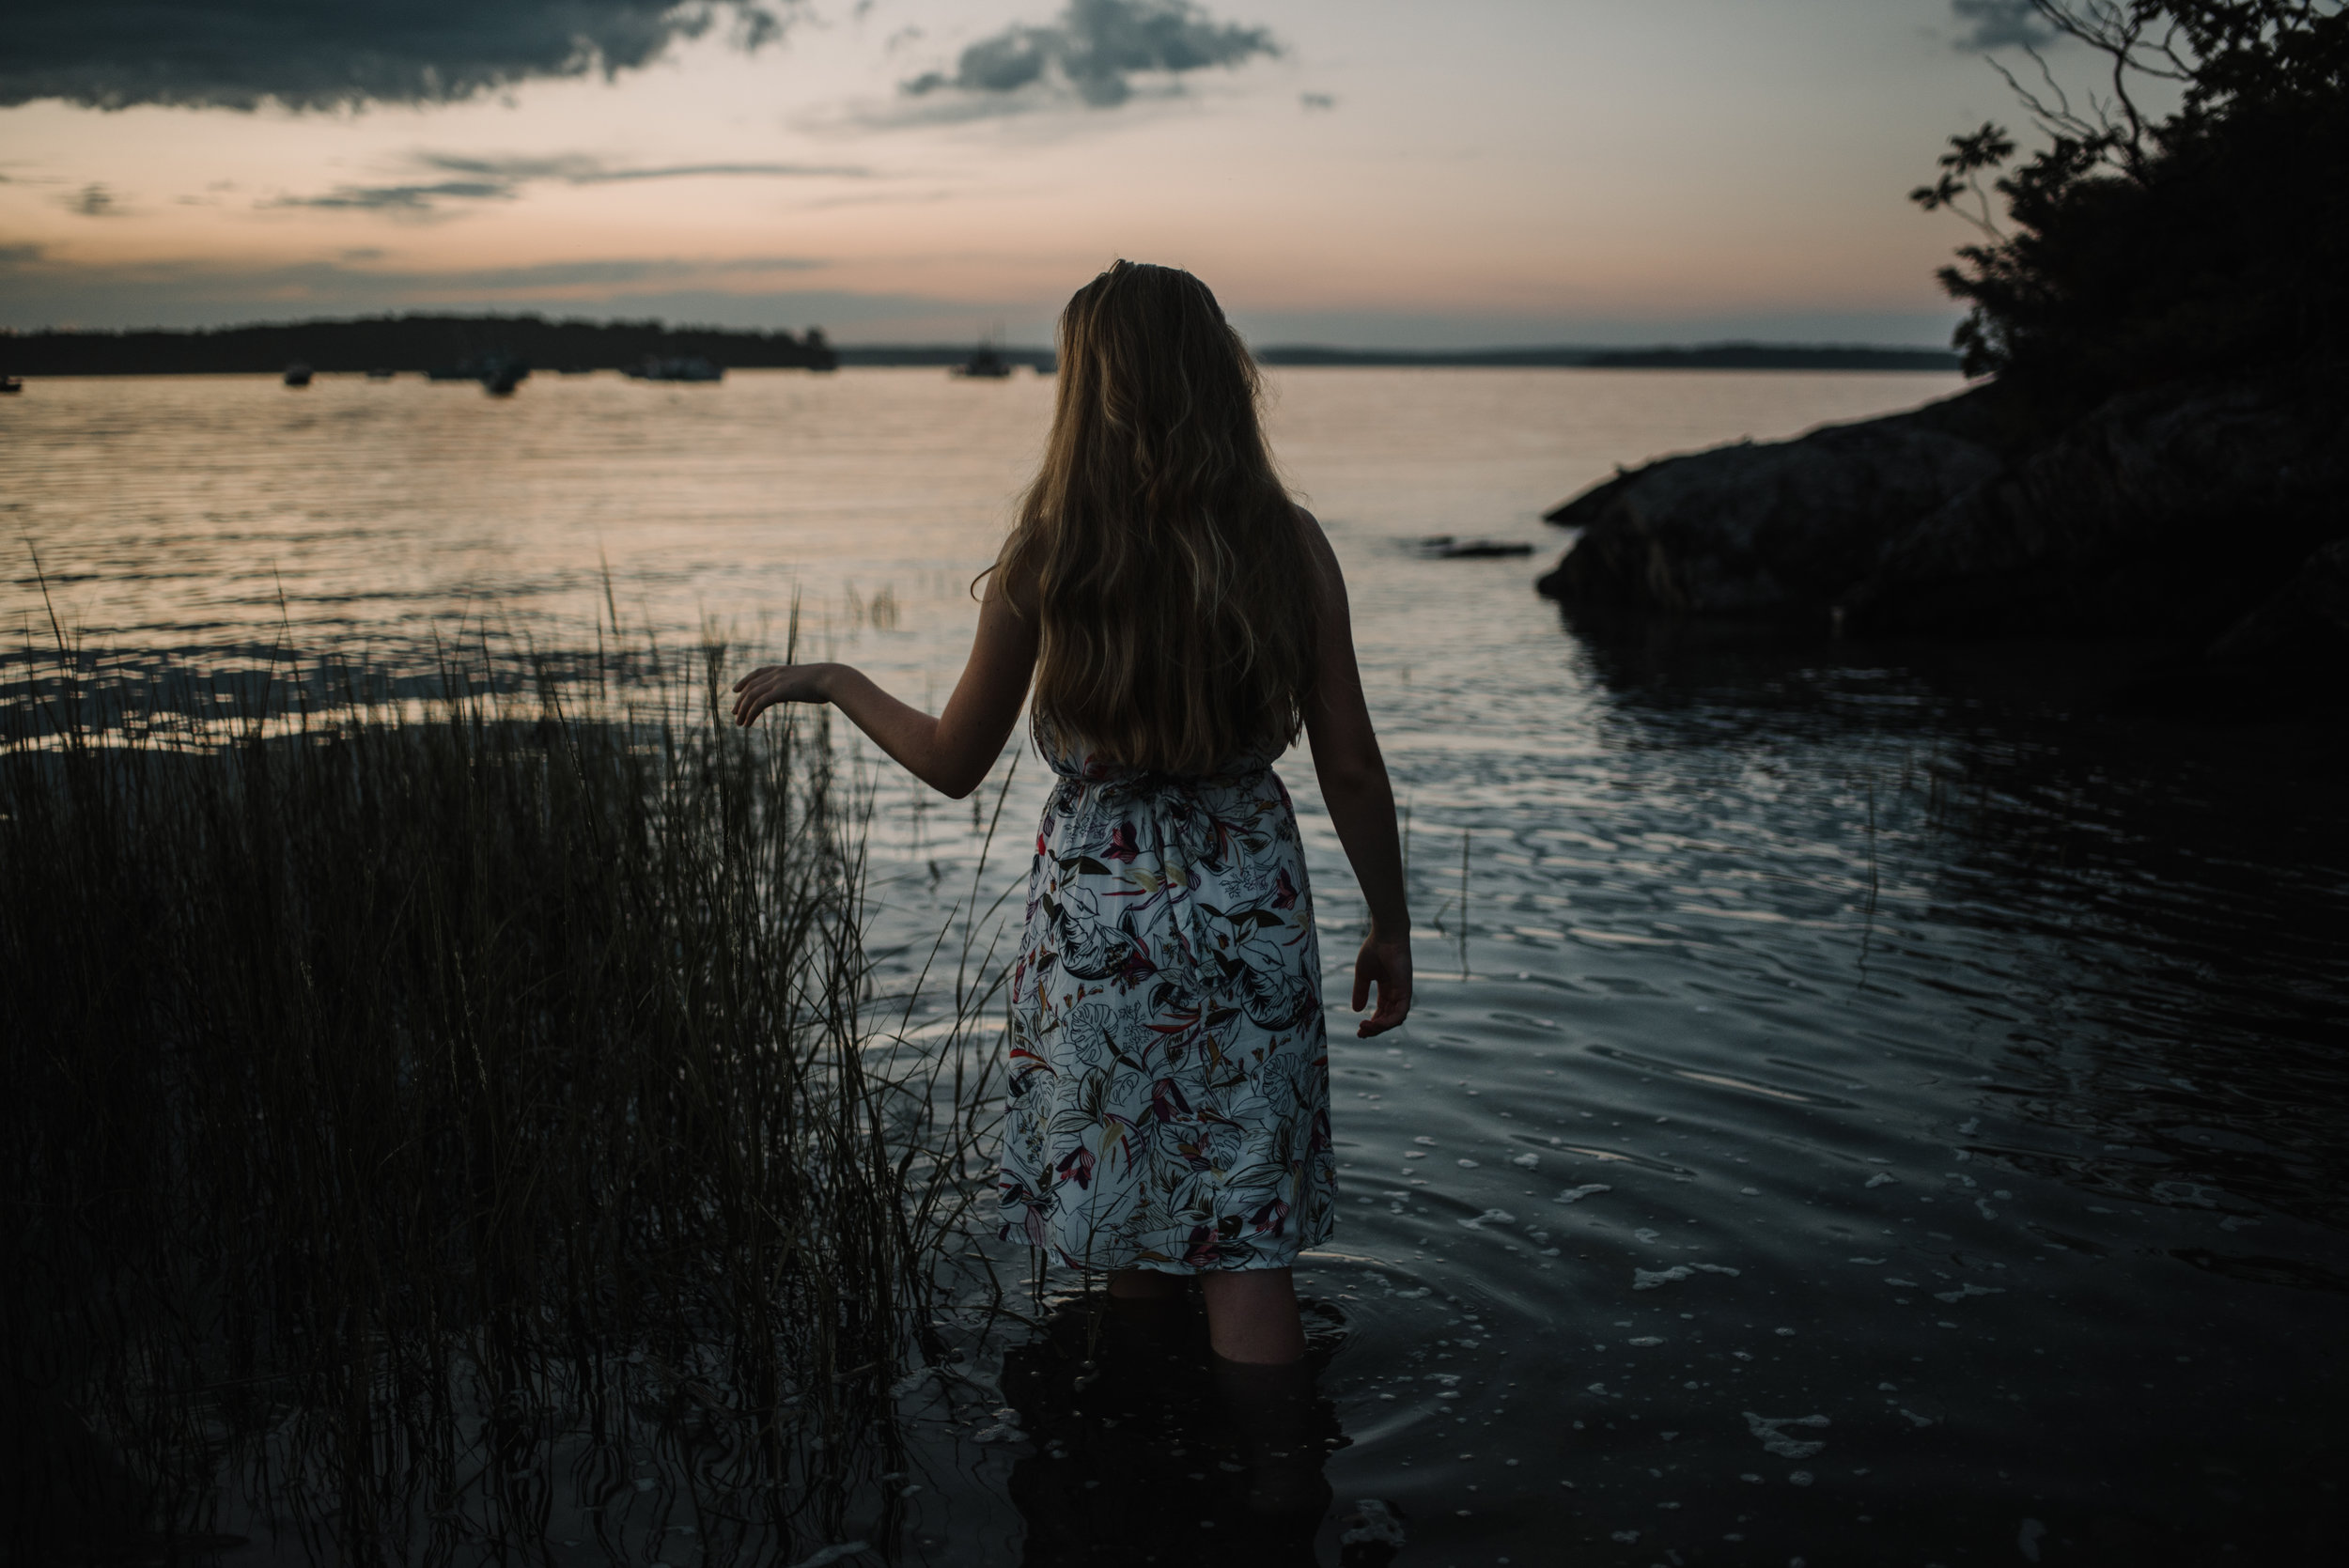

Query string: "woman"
[[732, 259, 1410, 1369]]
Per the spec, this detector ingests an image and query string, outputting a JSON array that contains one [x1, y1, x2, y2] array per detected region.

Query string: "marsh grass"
[[0, 609, 1005, 1564]]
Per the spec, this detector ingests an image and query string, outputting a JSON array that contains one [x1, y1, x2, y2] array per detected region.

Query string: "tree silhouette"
[[1915, 1, 2348, 403]]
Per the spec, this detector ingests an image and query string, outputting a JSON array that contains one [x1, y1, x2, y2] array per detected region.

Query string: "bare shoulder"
[[1289, 503, 1347, 600], [1290, 501, 1331, 554], [981, 549, 1039, 617]]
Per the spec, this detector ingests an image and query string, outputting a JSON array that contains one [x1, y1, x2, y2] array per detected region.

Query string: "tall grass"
[[0, 612, 1002, 1563]]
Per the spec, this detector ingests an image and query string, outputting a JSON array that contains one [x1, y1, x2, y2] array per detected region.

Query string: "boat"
[[283, 364, 314, 387], [426, 355, 530, 393], [1416, 535, 1533, 559], [952, 345, 1013, 380], [626, 355, 723, 383], [0, 376, 21, 395]]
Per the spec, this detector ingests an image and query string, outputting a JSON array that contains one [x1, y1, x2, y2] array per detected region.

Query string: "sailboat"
[[952, 343, 1013, 380]]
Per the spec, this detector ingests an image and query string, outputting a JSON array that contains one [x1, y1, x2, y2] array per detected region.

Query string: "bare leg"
[[1106, 1267, 1182, 1301], [1213, 1345, 1330, 1523], [1199, 1268, 1306, 1364]]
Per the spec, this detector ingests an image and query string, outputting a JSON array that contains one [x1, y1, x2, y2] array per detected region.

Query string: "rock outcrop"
[[1536, 374, 2349, 700], [1854, 381, 2349, 639], [2205, 537, 2349, 677], [1535, 387, 2011, 617]]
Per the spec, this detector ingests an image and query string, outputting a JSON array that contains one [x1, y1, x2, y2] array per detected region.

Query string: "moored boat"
[[626, 355, 723, 383], [0, 375, 22, 394], [426, 355, 530, 392], [951, 345, 1013, 380], [283, 364, 314, 387]]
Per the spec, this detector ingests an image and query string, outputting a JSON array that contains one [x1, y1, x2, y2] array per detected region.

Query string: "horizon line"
[[0, 315, 1958, 359]]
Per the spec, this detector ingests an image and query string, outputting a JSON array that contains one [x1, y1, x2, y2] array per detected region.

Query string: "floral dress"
[[997, 731, 1335, 1274]]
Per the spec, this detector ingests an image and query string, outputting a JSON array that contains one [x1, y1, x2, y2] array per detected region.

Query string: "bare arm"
[[729, 574, 1037, 800], [1298, 509, 1413, 1037]]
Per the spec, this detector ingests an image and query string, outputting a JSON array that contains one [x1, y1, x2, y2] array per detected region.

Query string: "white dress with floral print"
[[996, 735, 1336, 1273]]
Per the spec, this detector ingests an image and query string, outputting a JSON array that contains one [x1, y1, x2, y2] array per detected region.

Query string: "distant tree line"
[[1249, 344, 1962, 370], [832, 344, 1059, 369], [0, 314, 838, 375], [1914, 0, 2347, 406], [1576, 345, 1964, 371]]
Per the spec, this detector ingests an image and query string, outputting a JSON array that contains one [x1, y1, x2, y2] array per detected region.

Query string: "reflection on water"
[[8, 368, 2347, 1561]]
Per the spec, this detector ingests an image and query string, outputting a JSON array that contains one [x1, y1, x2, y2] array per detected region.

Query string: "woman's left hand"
[[1351, 931, 1413, 1038], [730, 663, 836, 726]]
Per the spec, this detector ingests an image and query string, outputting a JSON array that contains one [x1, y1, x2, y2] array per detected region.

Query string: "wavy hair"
[[992, 260, 1316, 774]]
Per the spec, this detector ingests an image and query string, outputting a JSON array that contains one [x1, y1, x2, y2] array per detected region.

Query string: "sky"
[[0, 1, 2077, 347]]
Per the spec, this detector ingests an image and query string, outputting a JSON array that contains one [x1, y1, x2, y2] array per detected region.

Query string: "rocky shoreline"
[[1535, 376, 2348, 707]]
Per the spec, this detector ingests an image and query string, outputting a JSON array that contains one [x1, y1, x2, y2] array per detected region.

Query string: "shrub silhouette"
[[1915, 1, 2349, 406]]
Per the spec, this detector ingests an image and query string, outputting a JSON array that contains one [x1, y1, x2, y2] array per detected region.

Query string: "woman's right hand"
[[730, 663, 836, 727], [1351, 931, 1413, 1037]]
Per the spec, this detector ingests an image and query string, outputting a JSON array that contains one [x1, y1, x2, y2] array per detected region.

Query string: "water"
[[8, 368, 2346, 1563]]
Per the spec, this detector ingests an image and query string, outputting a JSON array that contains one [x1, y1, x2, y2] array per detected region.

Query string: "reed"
[[0, 610, 1001, 1563]]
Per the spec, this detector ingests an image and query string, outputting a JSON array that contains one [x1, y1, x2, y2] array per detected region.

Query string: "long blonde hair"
[[992, 260, 1316, 774]]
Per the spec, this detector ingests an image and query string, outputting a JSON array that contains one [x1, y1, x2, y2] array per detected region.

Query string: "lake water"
[[8, 368, 2346, 1564]]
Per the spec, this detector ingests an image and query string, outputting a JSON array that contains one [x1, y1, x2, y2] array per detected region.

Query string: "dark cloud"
[[901, 0, 1278, 109], [0, 2, 794, 112], [70, 183, 121, 216], [1299, 92, 1334, 111], [0, 243, 46, 267], [419, 153, 868, 183], [1950, 0, 2059, 51], [269, 153, 868, 213], [589, 161, 854, 181], [271, 180, 519, 213]]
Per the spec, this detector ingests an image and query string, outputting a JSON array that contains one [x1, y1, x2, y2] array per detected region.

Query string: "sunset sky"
[[1, 1, 2073, 346]]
